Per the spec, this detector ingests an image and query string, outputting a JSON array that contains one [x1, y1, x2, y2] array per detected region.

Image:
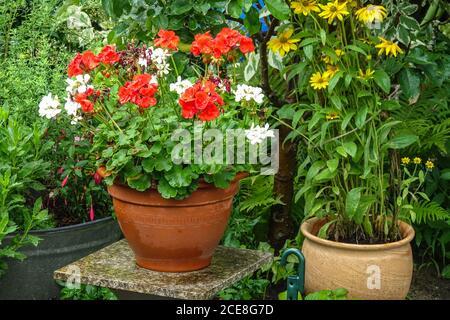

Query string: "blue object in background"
[[239, 0, 269, 33]]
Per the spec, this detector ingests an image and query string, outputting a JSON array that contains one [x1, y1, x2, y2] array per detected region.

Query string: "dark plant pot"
[[0, 216, 122, 300]]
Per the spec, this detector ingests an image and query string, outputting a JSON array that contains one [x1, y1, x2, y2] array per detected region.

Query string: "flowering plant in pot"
[[40, 28, 277, 272], [272, 1, 435, 298]]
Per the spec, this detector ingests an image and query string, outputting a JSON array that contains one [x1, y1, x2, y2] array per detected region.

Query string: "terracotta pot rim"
[[301, 217, 415, 251]]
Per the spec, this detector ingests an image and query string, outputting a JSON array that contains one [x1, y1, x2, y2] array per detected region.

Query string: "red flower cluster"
[[118, 74, 158, 109], [154, 29, 180, 50], [179, 81, 224, 121], [97, 45, 121, 65], [68, 45, 120, 77], [191, 28, 255, 59], [74, 88, 100, 113]]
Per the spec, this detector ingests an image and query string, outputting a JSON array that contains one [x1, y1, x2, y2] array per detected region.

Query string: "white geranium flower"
[[39, 93, 61, 119], [138, 56, 148, 68], [149, 47, 171, 76], [234, 84, 264, 104], [64, 97, 81, 116], [70, 115, 83, 125], [169, 76, 193, 96], [245, 123, 275, 145], [66, 74, 91, 95]]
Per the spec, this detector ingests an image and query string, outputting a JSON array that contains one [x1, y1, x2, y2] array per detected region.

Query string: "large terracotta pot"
[[301, 218, 415, 300], [107, 174, 244, 272]]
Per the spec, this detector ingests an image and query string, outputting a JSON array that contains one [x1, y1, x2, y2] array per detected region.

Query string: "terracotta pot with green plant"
[[42, 28, 278, 272], [272, 1, 438, 299]]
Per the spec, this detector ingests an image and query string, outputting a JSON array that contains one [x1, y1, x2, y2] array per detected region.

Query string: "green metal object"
[[280, 248, 305, 300]]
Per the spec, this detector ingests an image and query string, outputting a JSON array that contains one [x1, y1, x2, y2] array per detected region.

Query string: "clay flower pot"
[[301, 218, 415, 300], [107, 174, 245, 272]]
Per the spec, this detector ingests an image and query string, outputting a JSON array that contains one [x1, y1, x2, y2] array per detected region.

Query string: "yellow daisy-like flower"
[[319, 0, 350, 24], [322, 48, 345, 64], [291, 0, 320, 16], [310, 72, 330, 90], [326, 112, 339, 120], [375, 37, 404, 57], [401, 157, 411, 165], [425, 160, 434, 170], [325, 64, 339, 77], [267, 28, 300, 57], [413, 157, 422, 164], [357, 68, 375, 80], [355, 5, 387, 24]]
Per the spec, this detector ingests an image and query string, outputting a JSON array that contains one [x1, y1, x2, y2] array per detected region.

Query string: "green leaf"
[[227, 0, 243, 18], [442, 265, 450, 279], [303, 45, 313, 61], [164, 166, 197, 188], [320, 29, 326, 45], [345, 44, 367, 56], [328, 71, 343, 93], [336, 146, 347, 158], [400, 16, 420, 31], [306, 161, 326, 182], [157, 178, 178, 199], [244, 7, 261, 35], [385, 134, 418, 149], [127, 174, 151, 192], [355, 105, 368, 128], [313, 168, 336, 182], [318, 220, 335, 239], [398, 68, 421, 101], [373, 69, 391, 93], [343, 142, 357, 158], [211, 171, 235, 189], [341, 112, 354, 130], [170, 0, 193, 15], [327, 159, 339, 172], [330, 95, 342, 110], [345, 188, 363, 220], [265, 0, 291, 20]]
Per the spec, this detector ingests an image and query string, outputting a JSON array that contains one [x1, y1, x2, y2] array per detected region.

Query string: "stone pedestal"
[[54, 239, 273, 300]]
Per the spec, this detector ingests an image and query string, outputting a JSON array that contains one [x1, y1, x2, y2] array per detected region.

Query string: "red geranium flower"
[[154, 30, 180, 50], [190, 32, 214, 56], [238, 36, 255, 54], [179, 80, 224, 121], [190, 29, 255, 60], [67, 50, 100, 77], [74, 88, 100, 113], [68, 53, 83, 77], [97, 45, 121, 65], [118, 74, 158, 109]]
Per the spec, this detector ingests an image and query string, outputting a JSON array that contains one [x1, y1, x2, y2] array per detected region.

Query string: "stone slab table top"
[[54, 239, 273, 300]]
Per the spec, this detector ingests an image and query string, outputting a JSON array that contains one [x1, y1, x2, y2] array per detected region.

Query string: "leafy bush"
[[0, 109, 52, 276]]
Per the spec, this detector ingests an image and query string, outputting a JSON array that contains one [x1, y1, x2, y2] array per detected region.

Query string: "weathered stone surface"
[[54, 239, 273, 300]]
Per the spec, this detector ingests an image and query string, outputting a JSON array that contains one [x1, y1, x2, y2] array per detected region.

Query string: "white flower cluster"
[[169, 76, 193, 96], [66, 74, 92, 95], [245, 123, 275, 145], [234, 84, 264, 104], [138, 47, 171, 77], [39, 93, 62, 119]]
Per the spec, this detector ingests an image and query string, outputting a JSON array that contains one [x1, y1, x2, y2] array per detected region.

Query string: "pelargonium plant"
[[39, 28, 275, 199]]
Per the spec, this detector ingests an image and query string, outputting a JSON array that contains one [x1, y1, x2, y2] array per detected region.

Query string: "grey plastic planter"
[[0, 216, 122, 300]]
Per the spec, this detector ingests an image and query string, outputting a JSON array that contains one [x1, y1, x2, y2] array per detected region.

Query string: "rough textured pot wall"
[[301, 218, 414, 300], [0, 217, 122, 300], [108, 175, 244, 272]]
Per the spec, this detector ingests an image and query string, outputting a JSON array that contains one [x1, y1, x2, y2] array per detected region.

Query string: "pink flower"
[[61, 175, 69, 188], [90, 205, 95, 221]]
